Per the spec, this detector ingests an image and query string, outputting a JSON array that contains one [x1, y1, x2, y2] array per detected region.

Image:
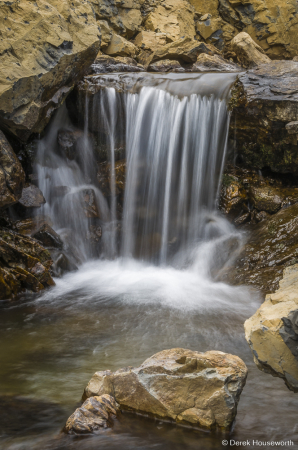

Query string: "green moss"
[[222, 174, 238, 187]]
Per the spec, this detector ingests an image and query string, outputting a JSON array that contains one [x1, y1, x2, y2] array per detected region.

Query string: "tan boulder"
[[0, 131, 25, 208], [192, 53, 240, 72], [150, 37, 220, 65], [0, 0, 101, 141], [231, 32, 271, 68], [105, 34, 137, 58], [98, 21, 113, 51], [245, 264, 298, 392], [133, 31, 168, 53], [148, 59, 183, 72], [64, 394, 120, 434], [118, 8, 143, 39], [83, 348, 248, 431], [144, 0, 196, 42]]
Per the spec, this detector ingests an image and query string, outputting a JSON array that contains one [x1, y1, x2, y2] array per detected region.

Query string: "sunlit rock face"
[[83, 348, 248, 431], [245, 264, 298, 393], [0, 0, 101, 141]]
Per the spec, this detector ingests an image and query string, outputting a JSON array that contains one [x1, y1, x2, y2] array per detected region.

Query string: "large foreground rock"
[[231, 32, 271, 69], [245, 264, 298, 392], [230, 61, 298, 174], [0, 131, 25, 208], [83, 348, 248, 431], [0, 0, 100, 141], [65, 394, 120, 434]]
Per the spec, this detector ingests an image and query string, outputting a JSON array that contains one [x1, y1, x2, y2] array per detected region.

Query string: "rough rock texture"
[[192, 53, 240, 72], [105, 34, 137, 58], [83, 348, 248, 431], [65, 394, 120, 434], [231, 32, 271, 69], [230, 61, 298, 174], [245, 264, 298, 392], [148, 59, 184, 72], [0, 228, 55, 300], [32, 224, 63, 249], [0, 131, 25, 208], [18, 185, 46, 209], [220, 203, 298, 293], [0, 0, 101, 141], [188, 0, 298, 59]]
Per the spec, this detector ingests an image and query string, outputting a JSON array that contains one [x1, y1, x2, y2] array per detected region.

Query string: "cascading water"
[[35, 72, 240, 271]]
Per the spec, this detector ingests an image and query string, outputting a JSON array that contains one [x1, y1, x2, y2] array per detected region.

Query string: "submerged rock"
[[0, 131, 25, 208], [65, 394, 120, 434], [83, 348, 247, 431], [245, 264, 298, 392]]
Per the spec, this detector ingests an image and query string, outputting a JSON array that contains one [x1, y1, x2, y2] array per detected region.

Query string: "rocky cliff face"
[[0, 0, 101, 142]]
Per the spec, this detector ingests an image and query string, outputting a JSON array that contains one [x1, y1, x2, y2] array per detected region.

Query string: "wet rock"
[[250, 186, 283, 214], [0, 0, 101, 141], [97, 159, 126, 206], [86, 225, 102, 243], [245, 264, 298, 392], [286, 122, 298, 135], [219, 175, 248, 219], [148, 59, 184, 72], [52, 252, 78, 277], [231, 32, 271, 69], [220, 203, 298, 293], [90, 55, 144, 74], [0, 228, 54, 300], [18, 184, 46, 209], [32, 224, 63, 249], [65, 395, 120, 434], [149, 37, 220, 65], [234, 212, 250, 226], [57, 129, 84, 160], [192, 53, 240, 72], [13, 216, 53, 236], [230, 61, 298, 174], [255, 211, 270, 223], [82, 189, 100, 219], [83, 348, 248, 431], [51, 186, 71, 198], [0, 131, 25, 208]]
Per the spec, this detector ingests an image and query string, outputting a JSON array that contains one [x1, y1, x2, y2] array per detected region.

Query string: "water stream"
[[1, 73, 298, 449]]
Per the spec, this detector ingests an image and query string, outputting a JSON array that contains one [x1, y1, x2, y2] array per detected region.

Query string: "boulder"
[[57, 129, 84, 160], [105, 34, 137, 59], [18, 185, 46, 209], [82, 189, 100, 218], [150, 37, 220, 65], [0, 131, 25, 208], [230, 61, 298, 174], [148, 59, 184, 72], [0, 0, 101, 141], [13, 215, 53, 236], [231, 33, 271, 69], [133, 31, 168, 53], [98, 20, 113, 51], [192, 53, 240, 72], [0, 228, 54, 299], [219, 175, 248, 219], [32, 224, 63, 249], [118, 8, 142, 39], [245, 264, 298, 393], [249, 186, 283, 214], [83, 348, 248, 431], [52, 252, 78, 277], [65, 394, 120, 434]]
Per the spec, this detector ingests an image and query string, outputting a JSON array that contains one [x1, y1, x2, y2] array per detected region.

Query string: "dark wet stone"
[[52, 252, 78, 276], [32, 224, 63, 249], [18, 184, 46, 208]]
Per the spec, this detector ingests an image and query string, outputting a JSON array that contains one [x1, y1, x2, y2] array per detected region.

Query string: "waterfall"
[[35, 72, 239, 270]]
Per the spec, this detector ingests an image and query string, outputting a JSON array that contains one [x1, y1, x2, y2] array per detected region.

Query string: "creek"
[[1, 73, 298, 450]]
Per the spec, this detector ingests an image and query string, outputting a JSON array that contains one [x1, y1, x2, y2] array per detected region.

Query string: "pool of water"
[[1, 259, 297, 450]]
